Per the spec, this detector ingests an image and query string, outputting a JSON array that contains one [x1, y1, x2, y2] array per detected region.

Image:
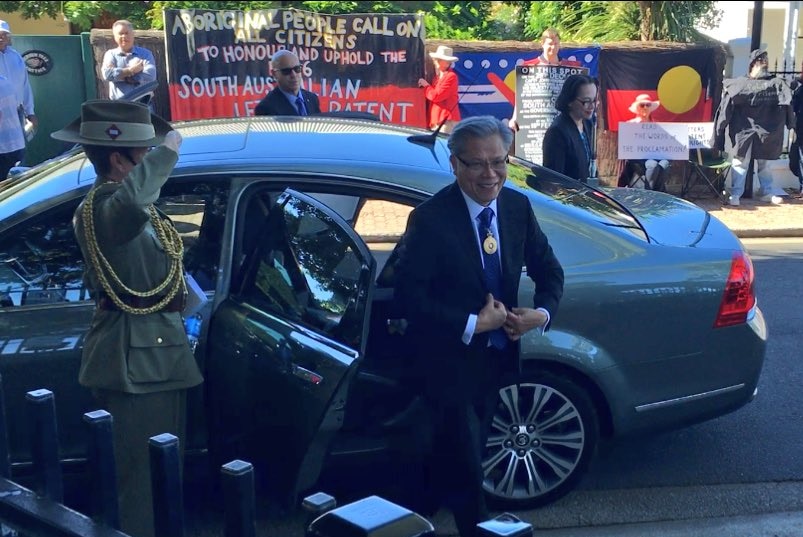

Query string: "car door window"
[[0, 179, 230, 309], [353, 199, 412, 240], [0, 201, 85, 307], [239, 191, 372, 350], [154, 180, 230, 292]]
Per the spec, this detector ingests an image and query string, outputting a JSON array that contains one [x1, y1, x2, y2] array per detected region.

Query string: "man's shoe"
[[758, 194, 783, 204], [727, 195, 740, 206]]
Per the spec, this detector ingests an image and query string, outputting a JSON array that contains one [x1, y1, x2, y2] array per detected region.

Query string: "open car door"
[[205, 188, 376, 504]]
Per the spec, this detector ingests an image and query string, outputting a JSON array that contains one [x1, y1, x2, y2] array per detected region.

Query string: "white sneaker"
[[727, 195, 740, 206], [758, 194, 783, 204]]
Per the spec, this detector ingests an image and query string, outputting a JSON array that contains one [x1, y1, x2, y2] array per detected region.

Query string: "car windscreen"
[[505, 159, 648, 240]]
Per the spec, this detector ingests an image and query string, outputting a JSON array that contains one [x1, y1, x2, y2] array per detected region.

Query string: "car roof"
[[175, 116, 454, 173], [0, 117, 456, 224]]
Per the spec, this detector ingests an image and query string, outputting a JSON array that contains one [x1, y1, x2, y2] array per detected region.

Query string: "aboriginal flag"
[[599, 47, 718, 131]]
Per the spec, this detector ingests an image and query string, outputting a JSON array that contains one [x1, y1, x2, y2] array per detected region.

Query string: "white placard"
[[618, 122, 690, 160], [687, 122, 714, 149]]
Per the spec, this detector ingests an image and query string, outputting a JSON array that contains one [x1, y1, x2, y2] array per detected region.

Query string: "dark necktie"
[[295, 95, 307, 116], [477, 207, 507, 349]]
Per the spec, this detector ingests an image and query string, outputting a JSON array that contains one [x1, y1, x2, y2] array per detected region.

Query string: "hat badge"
[[106, 124, 122, 140]]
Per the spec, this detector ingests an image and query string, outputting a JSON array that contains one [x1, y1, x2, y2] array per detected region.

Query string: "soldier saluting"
[[53, 100, 202, 537]]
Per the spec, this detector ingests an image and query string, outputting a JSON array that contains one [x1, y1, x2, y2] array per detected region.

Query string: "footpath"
[[691, 188, 803, 238]]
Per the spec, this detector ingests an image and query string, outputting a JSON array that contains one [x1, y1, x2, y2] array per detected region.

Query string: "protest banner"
[[454, 47, 600, 121], [164, 8, 426, 125], [513, 64, 589, 165]]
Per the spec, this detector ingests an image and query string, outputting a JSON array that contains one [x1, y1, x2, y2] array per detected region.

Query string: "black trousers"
[[421, 347, 510, 537]]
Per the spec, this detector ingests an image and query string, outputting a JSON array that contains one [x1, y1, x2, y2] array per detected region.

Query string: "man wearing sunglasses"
[[255, 50, 321, 116]]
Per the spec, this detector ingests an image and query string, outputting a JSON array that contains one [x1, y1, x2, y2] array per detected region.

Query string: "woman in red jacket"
[[418, 45, 461, 133]]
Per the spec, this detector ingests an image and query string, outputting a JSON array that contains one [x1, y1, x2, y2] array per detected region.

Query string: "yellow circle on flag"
[[657, 66, 702, 114]]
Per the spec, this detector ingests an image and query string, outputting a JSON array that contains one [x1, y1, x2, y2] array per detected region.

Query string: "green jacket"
[[73, 145, 203, 394]]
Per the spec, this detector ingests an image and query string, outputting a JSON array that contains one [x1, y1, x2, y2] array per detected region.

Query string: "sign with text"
[[688, 122, 714, 149], [618, 122, 689, 161], [514, 64, 588, 165], [164, 8, 426, 125], [454, 47, 600, 121]]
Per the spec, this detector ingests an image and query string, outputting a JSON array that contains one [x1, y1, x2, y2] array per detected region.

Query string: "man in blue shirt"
[[101, 20, 156, 101], [254, 50, 321, 116], [0, 19, 36, 162], [0, 74, 25, 180]]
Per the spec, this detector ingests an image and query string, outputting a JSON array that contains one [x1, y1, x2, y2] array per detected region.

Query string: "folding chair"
[[681, 148, 730, 202]]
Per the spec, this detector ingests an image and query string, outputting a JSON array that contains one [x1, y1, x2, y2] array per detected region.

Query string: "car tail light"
[[714, 251, 756, 328]]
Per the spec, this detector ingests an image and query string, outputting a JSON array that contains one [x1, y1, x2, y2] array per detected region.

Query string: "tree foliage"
[[0, 0, 721, 43], [521, 1, 721, 43]]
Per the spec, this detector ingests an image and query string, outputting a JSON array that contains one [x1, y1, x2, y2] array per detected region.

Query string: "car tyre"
[[482, 371, 599, 509]]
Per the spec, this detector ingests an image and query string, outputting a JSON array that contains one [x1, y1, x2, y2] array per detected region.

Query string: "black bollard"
[[83, 409, 119, 529], [477, 513, 533, 537], [149, 433, 184, 537], [0, 374, 11, 478], [221, 459, 256, 537], [25, 389, 63, 502]]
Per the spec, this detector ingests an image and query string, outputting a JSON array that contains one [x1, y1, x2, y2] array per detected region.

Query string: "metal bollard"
[[25, 389, 63, 502], [0, 374, 11, 478], [221, 459, 256, 537], [302, 491, 337, 527], [477, 513, 533, 537], [149, 433, 184, 537], [306, 495, 434, 537], [83, 409, 119, 529]]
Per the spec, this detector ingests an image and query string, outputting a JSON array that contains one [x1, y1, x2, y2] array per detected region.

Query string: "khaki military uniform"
[[73, 145, 202, 537]]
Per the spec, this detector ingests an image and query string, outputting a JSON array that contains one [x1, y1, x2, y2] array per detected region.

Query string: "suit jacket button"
[[156, 337, 163, 344]]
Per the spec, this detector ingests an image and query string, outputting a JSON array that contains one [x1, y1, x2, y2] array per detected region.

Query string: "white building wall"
[[697, 1, 801, 77]]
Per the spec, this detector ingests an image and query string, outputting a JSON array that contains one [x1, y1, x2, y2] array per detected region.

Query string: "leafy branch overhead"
[[0, 0, 721, 42]]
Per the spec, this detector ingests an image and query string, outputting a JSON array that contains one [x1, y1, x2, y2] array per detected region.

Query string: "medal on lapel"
[[483, 230, 498, 255]]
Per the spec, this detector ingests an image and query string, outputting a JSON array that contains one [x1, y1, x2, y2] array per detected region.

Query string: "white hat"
[[0, 21, 11, 34], [429, 45, 458, 62], [628, 94, 660, 114]]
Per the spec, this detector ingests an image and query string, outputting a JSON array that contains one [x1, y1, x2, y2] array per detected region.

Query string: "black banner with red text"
[[164, 8, 426, 125]]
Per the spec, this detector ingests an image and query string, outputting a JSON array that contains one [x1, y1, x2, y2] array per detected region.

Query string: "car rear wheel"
[[482, 371, 599, 508]]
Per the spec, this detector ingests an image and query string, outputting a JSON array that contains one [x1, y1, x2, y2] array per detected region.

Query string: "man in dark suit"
[[254, 49, 321, 116], [395, 116, 564, 536]]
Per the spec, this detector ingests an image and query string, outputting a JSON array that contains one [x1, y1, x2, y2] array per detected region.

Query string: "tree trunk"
[[639, 1, 652, 41]]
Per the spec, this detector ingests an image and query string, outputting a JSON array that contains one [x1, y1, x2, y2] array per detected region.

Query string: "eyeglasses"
[[454, 154, 509, 172], [638, 103, 652, 109], [575, 99, 597, 108], [276, 65, 302, 76]]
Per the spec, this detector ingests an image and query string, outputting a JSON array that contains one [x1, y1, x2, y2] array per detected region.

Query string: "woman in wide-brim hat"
[[54, 99, 202, 537], [627, 93, 660, 123], [417, 45, 462, 133]]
